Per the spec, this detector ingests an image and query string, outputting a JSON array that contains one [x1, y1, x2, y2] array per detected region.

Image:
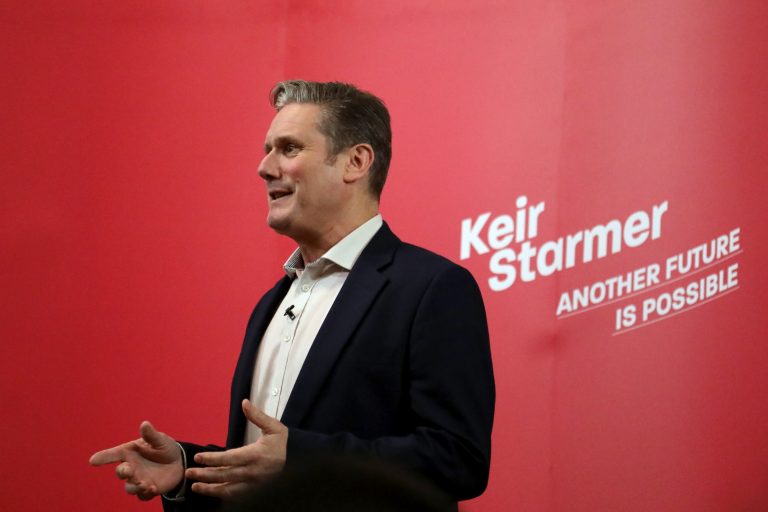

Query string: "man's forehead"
[[265, 103, 323, 140]]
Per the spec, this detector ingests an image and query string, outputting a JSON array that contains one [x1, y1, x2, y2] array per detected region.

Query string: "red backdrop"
[[2, 1, 767, 510]]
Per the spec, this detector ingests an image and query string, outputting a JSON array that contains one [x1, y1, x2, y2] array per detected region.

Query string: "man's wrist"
[[162, 443, 187, 501]]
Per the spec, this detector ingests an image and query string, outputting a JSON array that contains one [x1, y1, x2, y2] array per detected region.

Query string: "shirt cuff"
[[161, 442, 188, 501]]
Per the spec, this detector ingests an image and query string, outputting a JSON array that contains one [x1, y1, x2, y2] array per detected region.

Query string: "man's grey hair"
[[269, 80, 392, 200]]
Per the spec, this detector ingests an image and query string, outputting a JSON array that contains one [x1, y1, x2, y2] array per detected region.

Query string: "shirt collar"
[[282, 214, 383, 278]]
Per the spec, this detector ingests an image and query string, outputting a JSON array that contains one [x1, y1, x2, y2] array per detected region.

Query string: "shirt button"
[[283, 334, 291, 343], [302, 284, 311, 292], [271, 387, 279, 397]]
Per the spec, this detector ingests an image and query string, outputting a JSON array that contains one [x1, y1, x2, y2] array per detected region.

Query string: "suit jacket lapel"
[[280, 223, 399, 427], [227, 275, 292, 447]]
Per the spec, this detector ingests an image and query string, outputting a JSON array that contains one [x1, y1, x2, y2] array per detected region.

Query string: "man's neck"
[[297, 210, 379, 264]]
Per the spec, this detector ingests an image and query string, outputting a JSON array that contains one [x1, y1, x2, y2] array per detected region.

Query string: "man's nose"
[[258, 152, 279, 180]]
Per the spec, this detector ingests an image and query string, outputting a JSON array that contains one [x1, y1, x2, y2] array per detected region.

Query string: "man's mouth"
[[269, 190, 293, 201]]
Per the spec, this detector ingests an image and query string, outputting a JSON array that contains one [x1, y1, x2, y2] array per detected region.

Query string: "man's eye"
[[284, 144, 299, 155]]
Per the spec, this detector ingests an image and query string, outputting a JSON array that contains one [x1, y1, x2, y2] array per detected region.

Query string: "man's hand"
[[186, 399, 287, 501], [89, 421, 184, 501]]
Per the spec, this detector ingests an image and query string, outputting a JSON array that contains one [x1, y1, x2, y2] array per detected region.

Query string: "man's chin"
[[266, 215, 292, 235]]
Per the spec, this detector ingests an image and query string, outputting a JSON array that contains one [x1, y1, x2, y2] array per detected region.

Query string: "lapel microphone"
[[284, 304, 296, 320]]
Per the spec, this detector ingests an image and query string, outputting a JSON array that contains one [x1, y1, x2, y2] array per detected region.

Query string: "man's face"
[[258, 103, 349, 241]]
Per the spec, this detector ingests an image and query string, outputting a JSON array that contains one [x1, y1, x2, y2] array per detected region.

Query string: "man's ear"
[[343, 143, 374, 184]]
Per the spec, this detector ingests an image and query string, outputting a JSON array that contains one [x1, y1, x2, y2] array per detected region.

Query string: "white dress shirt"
[[245, 214, 383, 444]]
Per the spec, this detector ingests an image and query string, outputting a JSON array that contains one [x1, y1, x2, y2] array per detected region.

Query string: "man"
[[91, 80, 495, 510]]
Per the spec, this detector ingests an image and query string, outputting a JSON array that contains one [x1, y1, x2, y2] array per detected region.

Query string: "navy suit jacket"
[[165, 223, 495, 510]]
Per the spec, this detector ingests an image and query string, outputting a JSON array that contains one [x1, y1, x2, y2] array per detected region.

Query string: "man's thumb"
[[241, 399, 280, 434], [139, 421, 165, 448]]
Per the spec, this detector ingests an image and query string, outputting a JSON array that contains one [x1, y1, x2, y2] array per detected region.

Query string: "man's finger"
[[194, 445, 253, 467], [137, 492, 156, 501], [191, 481, 252, 500], [126, 480, 157, 495], [89, 446, 126, 466], [115, 462, 133, 480], [241, 399, 282, 434], [186, 465, 251, 484], [190, 481, 227, 497]]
